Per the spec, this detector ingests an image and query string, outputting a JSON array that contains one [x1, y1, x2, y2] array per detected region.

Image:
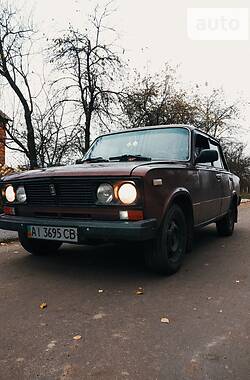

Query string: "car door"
[[194, 133, 222, 224], [209, 141, 231, 215]]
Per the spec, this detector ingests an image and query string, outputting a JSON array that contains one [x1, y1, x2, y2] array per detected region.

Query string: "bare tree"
[[190, 88, 240, 138], [51, 2, 123, 153], [33, 92, 80, 167], [120, 67, 198, 129], [121, 69, 241, 140], [223, 141, 250, 191], [0, 1, 38, 168]]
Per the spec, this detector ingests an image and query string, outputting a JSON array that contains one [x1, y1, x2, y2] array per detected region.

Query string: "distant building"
[[0, 110, 11, 166]]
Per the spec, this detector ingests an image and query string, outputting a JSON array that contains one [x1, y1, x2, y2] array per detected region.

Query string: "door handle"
[[216, 174, 222, 181]]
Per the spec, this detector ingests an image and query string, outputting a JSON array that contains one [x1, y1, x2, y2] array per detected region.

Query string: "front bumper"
[[0, 214, 157, 242]]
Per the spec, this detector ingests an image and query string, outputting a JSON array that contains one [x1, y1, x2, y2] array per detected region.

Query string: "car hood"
[[1, 161, 188, 181]]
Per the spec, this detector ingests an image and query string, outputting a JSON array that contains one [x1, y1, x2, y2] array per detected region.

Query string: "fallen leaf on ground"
[[93, 312, 106, 320], [161, 317, 170, 324], [135, 287, 144, 295], [16, 358, 25, 363], [39, 302, 47, 310], [46, 340, 56, 351], [73, 335, 82, 340]]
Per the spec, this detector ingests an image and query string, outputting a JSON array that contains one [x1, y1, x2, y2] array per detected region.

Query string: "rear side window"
[[195, 134, 211, 166], [209, 141, 224, 169]]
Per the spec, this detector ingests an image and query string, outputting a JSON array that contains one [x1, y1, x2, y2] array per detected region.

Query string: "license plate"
[[27, 225, 78, 242]]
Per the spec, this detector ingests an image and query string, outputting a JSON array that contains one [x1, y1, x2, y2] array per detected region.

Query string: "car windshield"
[[85, 127, 190, 162]]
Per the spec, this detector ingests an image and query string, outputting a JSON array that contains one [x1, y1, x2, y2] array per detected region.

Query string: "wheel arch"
[[162, 189, 194, 251]]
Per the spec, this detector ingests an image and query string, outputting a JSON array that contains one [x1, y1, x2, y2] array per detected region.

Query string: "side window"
[[209, 141, 224, 169], [195, 134, 211, 166]]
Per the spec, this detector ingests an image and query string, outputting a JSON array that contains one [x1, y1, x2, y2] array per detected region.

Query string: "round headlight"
[[5, 185, 15, 203], [118, 183, 137, 205], [97, 183, 114, 204], [16, 186, 27, 203]]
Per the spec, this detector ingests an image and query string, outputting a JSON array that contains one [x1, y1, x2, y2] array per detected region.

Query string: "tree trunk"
[[25, 110, 38, 169], [3, 69, 38, 169], [85, 115, 91, 151]]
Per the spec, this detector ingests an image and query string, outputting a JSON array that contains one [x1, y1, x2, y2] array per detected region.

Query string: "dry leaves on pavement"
[[73, 335, 82, 341], [135, 287, 144, 295], [161, 317, 170, 324]]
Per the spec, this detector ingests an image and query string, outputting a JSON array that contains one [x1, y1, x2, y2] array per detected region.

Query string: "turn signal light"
[[128, 210, 143, 220], [119, 210, 143, 221], [3, 206, 15, 215]]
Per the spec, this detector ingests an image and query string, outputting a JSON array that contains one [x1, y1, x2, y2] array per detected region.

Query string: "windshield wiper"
[[109, 154, 151, 162], [84, 156, 109, 163]]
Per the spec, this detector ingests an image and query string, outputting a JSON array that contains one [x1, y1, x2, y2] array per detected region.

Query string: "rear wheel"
[[18, 231, 62, 256], [216, 203, 236, 237], [145, 204, 187, 275]]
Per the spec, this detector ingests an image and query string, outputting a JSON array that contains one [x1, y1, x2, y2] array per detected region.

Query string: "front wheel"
[[145, 204, 187, 275], [18, 231, 62, 256]]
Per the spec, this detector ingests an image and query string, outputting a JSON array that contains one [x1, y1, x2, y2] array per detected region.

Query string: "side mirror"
[[75, 159, 84, 164], [195, 149, 218, 164]]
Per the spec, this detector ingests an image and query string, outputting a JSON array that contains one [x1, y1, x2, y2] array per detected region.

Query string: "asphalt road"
[[0, 205, 250, 380]]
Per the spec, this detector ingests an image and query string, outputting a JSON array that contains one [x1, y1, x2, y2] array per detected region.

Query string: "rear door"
[[209, 141, 231, 215], [194, 133, 222, 224]]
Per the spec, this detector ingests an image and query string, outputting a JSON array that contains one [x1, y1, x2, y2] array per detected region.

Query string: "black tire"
[[18, 231, 62, 256], [145, 204, 187, 275], [216, 204, 236, 237]]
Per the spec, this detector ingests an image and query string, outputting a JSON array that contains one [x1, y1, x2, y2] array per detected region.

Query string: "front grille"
[[24, 178, 99, 207]]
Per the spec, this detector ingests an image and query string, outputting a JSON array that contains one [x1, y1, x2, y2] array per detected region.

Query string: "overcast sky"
[[3, 0, 250, 164]]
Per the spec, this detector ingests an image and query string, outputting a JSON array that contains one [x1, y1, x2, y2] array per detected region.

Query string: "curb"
[[0, 230, 18, 243]]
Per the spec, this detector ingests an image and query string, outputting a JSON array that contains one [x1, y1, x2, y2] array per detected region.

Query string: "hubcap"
[[167, 220, 182, 262]]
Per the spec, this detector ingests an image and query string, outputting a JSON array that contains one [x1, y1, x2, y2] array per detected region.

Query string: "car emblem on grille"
[[49, 184, 56, 196]]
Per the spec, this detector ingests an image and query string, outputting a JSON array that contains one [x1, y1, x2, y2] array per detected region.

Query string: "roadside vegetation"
[[0, 1, 249, 193]]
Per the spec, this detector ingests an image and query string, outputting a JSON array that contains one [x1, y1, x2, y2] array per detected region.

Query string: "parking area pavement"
[[0, 204, 250, 380]]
